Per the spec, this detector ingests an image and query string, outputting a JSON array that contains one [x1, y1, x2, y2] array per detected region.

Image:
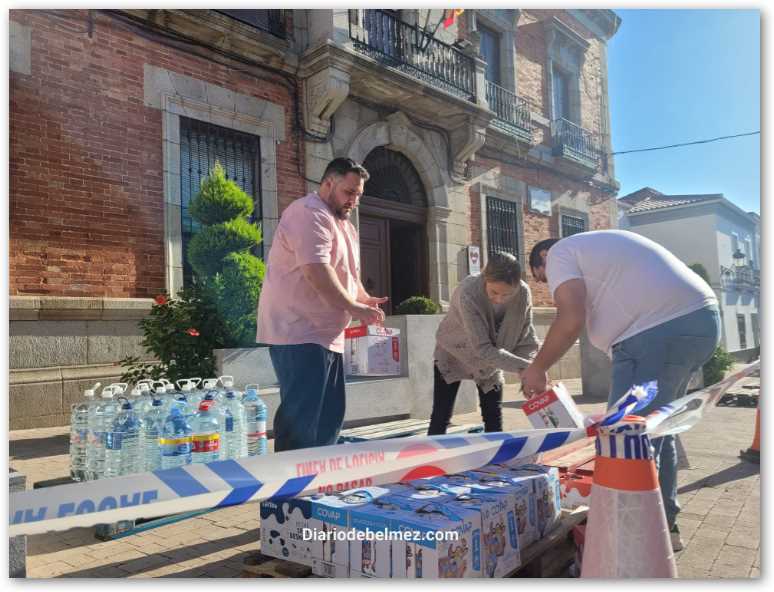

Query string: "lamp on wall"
[[732, 249, 747, 268]]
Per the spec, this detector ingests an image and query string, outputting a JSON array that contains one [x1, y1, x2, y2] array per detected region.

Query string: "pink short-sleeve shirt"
[[256, 192, 360, 353]]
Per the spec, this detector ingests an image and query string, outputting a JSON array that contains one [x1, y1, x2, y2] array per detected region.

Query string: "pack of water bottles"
[[68, 376, 269, 482]]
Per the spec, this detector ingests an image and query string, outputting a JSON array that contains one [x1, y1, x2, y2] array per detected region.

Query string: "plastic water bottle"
[[191, 400, 221, 464], [103, 397, 143, 478], [69, 382, 100, 481], [220, 375, 242, 402], [86, 386, 119, 480], [160, 406, 192, 469], [128, 385, 146, 415], [243, 384, 268, 456], [142, 396, 167, 472], [222, 389, 247, 459]]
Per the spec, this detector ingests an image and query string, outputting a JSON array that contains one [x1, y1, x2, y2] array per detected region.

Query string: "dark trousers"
[[428, 364, 503, 435], [269, 344, 346, 452]]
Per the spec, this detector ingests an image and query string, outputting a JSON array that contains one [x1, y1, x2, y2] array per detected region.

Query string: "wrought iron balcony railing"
[[217, 9, 286, 39], [348, 9, 476, 101], [551, 117, 603, 169], [486, 81, 533, 142], [722, 266, 760, 291]]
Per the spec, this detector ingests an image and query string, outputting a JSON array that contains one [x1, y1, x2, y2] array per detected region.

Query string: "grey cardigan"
[[434, 274, 539, 393]]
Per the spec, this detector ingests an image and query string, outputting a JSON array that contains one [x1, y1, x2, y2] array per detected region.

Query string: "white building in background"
[[619, 187, 760, 357]]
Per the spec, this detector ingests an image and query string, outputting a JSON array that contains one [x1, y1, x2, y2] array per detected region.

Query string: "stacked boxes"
[[259, 464, 564, 578]]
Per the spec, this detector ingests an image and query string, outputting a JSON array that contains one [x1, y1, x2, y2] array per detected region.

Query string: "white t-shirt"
[[546, 230, 717, 354]]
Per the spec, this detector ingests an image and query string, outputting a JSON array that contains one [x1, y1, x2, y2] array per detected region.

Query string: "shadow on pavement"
[[56, 530, 259, 578], [677, 461, 760, 495]]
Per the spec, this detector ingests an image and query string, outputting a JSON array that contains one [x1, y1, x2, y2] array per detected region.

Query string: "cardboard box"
[[522, 383, 585, 430], [447, 492, 521, 577], [259, 498, 315, 566], [344, 324, 401, 376], [309, 486, 393, 577]]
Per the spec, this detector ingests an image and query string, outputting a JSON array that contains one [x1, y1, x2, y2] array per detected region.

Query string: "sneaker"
[[670, 524, 684, 552], [739, 448, 760, 464]]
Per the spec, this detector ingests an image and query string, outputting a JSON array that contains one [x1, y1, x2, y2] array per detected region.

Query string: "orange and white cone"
[[582, 415, 677, 578]]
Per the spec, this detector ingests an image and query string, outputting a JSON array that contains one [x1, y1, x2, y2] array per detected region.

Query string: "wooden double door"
[[358, 196, 428, 316]]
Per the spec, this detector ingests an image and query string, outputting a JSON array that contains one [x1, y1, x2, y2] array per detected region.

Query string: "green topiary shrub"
[[703, 345, 735, 386], [120, 162, 265, 382], [395, 296, 441, 315]]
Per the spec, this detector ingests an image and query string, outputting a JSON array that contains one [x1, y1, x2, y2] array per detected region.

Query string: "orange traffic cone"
[[582, 415, 677, 578], [739, 407, 760, 464]]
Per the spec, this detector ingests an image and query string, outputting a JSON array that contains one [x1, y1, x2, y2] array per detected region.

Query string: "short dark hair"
[[322, 158, 370, 182], [529, 238, 561, 270], [482, 252, 522, 285]]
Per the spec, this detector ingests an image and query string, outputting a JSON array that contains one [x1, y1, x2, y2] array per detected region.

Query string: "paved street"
[[10, 373, 760, 578]]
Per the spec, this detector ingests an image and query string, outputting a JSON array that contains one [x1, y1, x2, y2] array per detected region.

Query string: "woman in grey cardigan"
[[429, 252, 539, 435]]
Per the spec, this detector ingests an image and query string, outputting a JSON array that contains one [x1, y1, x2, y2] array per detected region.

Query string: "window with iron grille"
[[561, 213, 586, 237], [486, 196, 520, 260], [180, 117, 262, 286]]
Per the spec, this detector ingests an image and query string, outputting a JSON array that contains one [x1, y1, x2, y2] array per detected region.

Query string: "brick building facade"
[[9, 9, 620, 428]]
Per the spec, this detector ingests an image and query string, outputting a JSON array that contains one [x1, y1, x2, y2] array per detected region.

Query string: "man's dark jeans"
[[269, 343, 346, 452], [428, 364, 503, 435]]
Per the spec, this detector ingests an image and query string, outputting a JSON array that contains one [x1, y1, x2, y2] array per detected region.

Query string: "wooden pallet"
[[242, 508, 587, 579]]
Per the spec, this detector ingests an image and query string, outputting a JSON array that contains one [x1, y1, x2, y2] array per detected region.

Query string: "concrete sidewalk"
[[10, 375, 760, 578]]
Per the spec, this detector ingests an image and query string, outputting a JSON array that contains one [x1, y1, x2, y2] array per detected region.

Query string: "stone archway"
[[347, 114, 454, 306]]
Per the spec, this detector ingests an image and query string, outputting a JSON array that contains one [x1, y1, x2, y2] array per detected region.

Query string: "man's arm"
[[302, 263, 384, 325], [520, 279, 586, 395], [356, 278, 389, 308]]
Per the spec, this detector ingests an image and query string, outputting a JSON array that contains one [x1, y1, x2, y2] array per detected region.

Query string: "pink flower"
[[154, 295, 168, 306], [186, 328, 200, 337]]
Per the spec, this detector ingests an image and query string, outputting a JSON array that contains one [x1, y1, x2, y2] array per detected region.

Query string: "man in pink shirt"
[[257, 158, 387, 452]]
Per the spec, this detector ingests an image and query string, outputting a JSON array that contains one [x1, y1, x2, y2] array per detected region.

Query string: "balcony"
[[485, 81, 533, 143], [348, 10, 476, 102], [722, 266, 760, 292], [551, 118, 604, 171]]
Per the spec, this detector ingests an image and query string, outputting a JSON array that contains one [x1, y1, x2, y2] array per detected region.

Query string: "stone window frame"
[[558, 206, 589, 238], [544, 17, 589, 125], [473, 10, 519, 95], [477, 182, 526, 270], [161, 93, 282, 297]]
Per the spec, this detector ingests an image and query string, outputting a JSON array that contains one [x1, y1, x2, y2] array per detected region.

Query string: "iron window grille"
[[486, 196, 521, 261], [561, 213, 586, 237]]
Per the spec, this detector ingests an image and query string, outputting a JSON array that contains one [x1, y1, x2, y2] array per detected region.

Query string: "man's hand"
[[348, 302, 385, 326], [360, 295, 389, 308], [520, 363, 550, 398]]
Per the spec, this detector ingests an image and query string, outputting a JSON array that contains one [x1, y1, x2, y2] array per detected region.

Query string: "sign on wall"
[[468, 245, 481, 276]]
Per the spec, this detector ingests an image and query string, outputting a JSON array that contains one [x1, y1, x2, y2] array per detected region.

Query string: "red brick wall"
[[10, 10, 303, 298], [469, 156, 615, 307]]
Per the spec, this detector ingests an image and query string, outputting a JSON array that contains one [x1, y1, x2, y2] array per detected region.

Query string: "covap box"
[[446, 492, 521, 578], [486, 464, 562, 539], [522, 383, 585, 430], [259, 498, 315, 566], [344, 324, 401, 376], [310, 486, 393, 578]]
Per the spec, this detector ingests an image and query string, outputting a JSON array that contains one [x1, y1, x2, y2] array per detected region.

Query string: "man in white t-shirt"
[[521, 230, 720, 551]]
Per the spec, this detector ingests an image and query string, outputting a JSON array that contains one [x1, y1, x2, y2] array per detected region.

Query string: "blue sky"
[[608, 9, 760, 213]]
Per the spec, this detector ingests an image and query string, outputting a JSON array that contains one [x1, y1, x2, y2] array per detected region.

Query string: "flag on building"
[[443, 9, 465, 29]]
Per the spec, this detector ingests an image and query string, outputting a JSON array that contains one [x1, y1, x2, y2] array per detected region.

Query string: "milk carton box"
[[447, 492, 521, 577], [344, 324, 401, 376], [522, 383, 585, 429], [310, 487, 393, 578], [485, 464, 562, 539], [260, 498, 315, 566], [394, 499, 482, 579], [464, 470, 539, 549], [349, 494, 417, 578]]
